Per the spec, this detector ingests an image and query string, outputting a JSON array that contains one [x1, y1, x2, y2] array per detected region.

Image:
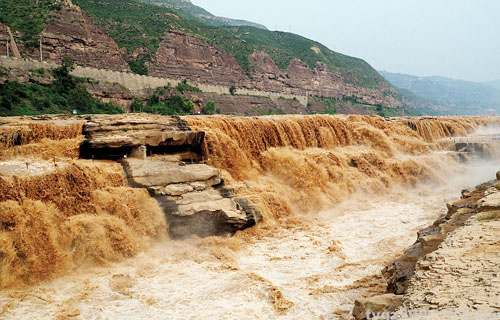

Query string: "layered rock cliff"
[[149, 31, 402, 108], [0, 1, 407, 111], [18, 6, 130, 72], [149, 30, 249, 87]]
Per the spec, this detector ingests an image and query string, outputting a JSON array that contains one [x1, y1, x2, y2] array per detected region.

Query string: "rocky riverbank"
[[353, 173, 500, 319]]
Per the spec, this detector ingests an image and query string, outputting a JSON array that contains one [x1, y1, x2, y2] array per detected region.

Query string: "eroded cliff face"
[[149, 30, 249, 87], [18, 7, 130, 72], [149, 32, 401, 108], [249, 51, 402, 107], [1, 4, 403, 110]]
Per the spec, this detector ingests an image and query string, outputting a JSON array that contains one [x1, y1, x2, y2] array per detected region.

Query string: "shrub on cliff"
[[141, 94, 195, 115], [163, 94, 194, 115], [176, 80, 201, 93], [229, 85, 237, 95], [130, 99, 145, 113], [203, 100, 217, 115], [0, 80, 123, 116]]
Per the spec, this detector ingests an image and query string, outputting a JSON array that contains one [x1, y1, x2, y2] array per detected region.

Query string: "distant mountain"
[[380, 71, 500, 115], [485, 80, 500, 91], [139, 0, 268, 29]]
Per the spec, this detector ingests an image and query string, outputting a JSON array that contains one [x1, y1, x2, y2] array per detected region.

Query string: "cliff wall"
[[7, 6, 130, 72], [149, 31, 401, 108], [0, 16, 401, 109], [0, 56, 309, 106]]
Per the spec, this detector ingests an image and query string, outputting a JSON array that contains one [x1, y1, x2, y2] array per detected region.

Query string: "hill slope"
[[139, 0, 268, 29], [0, 0, 417, 115], [485, 80, 500, 91], [72, 0, 386, 88], [380, 71, 500, 115]]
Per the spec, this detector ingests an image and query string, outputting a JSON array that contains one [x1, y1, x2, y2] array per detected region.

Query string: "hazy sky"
[[192, 0, 500, 82]]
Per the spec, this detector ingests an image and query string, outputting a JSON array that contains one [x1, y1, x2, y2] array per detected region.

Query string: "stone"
[[121, 157, 261, 239], [161, 183, 194, 196], [157, 188, 261, 238], [123, 159, 220, 188], [80, 114, 205, 156], [130, 145, 147, 160], [352, 294, 403, 320], [477, 191, 500, 212]]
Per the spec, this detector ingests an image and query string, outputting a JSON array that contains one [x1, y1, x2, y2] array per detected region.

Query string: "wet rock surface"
[[353, 175, 500, 318], [78, 114, 262, 238], [123, 158, 261, 239]]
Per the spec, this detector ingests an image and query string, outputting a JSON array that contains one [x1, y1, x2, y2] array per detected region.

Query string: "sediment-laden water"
[[1, 115, 499, 319]]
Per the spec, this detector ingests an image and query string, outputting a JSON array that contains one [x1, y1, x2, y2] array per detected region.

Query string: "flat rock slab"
[[82, 114, 204, 149], [477, 190, 500, 212], [123, 159, 220, 188], [122, 158, 261, 239]]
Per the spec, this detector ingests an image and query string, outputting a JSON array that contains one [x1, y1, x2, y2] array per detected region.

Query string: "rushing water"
[[2, 116, 500, 319], [2, 159, 498, 320]]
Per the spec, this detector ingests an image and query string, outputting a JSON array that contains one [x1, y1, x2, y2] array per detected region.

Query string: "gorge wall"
[[2, 6, 130, 72], [149, 31, 401, 108], [0, 4, 403, 110]]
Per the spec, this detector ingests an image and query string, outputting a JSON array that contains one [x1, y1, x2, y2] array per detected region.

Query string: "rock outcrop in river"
[[81, 114, 261, 238]]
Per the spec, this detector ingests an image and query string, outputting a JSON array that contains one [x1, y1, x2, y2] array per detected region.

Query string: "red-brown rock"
[[21, 7, 129, 72], [149, 30, 249, 87]]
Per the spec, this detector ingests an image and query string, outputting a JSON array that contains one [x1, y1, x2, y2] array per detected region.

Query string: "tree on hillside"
[[229, 85, 237, 95], [203, 100, 217, 115]]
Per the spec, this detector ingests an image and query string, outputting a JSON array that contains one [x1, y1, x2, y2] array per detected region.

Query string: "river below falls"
[[1, 161, 500, 320]]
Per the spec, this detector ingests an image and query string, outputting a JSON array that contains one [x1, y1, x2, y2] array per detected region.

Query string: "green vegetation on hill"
[[0, 0, 61, 43], [0, 0, 389, 88], [139, 0, 268, 29], [0, 59, 123, 116], [73, 0, 387, 88]]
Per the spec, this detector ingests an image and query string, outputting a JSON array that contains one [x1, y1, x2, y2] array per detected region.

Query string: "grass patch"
[[0, 0, 62, 42]]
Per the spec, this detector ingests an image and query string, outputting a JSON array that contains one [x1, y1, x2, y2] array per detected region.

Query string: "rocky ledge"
[[353, 175, 500, 319], [123, 158, 261, 238], [80, 114, 262, 238], [80, 114, 205, 159]]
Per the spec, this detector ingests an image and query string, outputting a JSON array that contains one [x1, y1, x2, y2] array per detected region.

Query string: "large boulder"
[[123, 158, 261, 239], [477, 190, 500, 212]]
